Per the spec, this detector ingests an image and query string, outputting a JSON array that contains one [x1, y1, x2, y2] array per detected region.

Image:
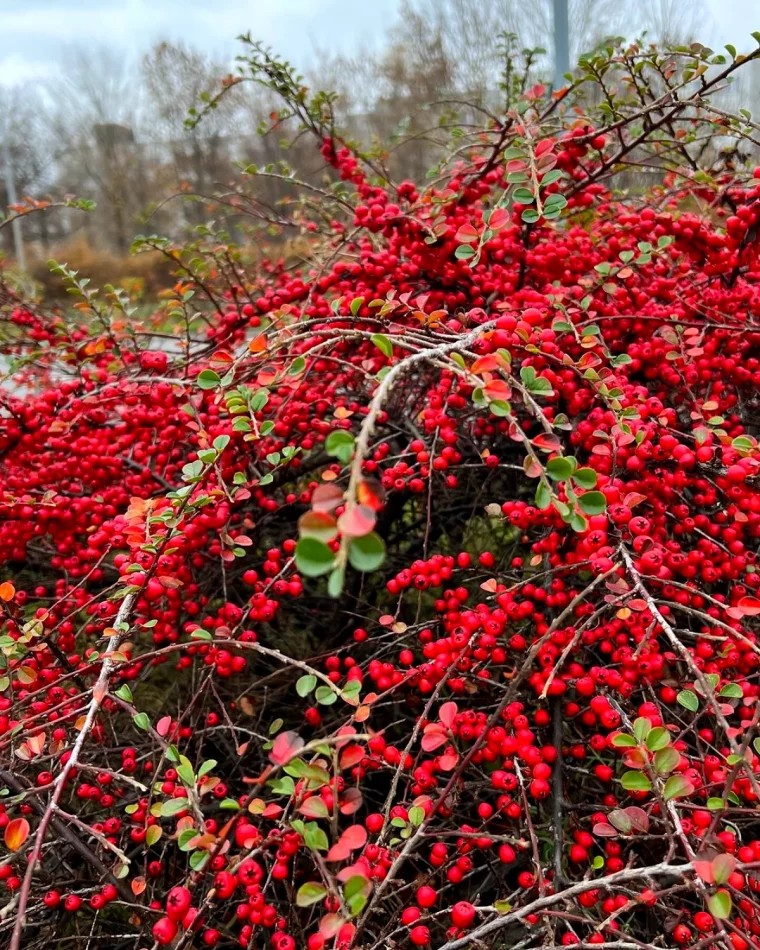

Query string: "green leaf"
[[577, 491, 606, 515], [297, 882, 327, 907], [663, 774, 695, 801], [341, 680, 362, 702], [707, 889, 732, 920], [350, 297, 364, 316], [719, 683, 743, 698], [295, 537, 335, 578], [315, 685, 338, 706], [611, 733, 637, 748], [645, 727, 671, 752], [490, 400, 511, 417], [543, 193, 567, 210], [633, 717, 652, 742], [712, 854, 736, 885], [621, 771, 652, 792], [176, 757, 195, 787], [371, 334, 393, 358], [161, 797, 188, 817], [133, 712, 151, 731], [348, 532, 386, 572], [146, 825, 163, 846], [546, 457, 575, 481], [325, 430, 355, 464], [535, 480, 552, 510], [197, 369, 221, 390], [654, 747, 680, 775], [455, 244, 476, 259], [189, 850, 209, 871], [198, 760, 217, 779], [521, 208, 540, 224], [304, 823, 329, 851], [573, 467, 597, 489], [344, 875, 369, 900], [115, 684, 133, 702], [570, 512, 588, 533], [269, 776, 296, 796], [296, 675, 317, 697], [178, 828, 199, 851], [677, 689, 699, 712], [513, 188, 535, 204]]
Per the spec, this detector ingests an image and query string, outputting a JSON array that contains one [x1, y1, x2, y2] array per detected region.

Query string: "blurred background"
[[1, 0, 759, 294]]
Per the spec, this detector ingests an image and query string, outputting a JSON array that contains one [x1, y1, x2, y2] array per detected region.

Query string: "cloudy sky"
[[0, 0, 758, 87]]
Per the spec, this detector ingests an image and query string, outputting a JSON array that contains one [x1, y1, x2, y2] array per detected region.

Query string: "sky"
[[0, 0, 758, 88]]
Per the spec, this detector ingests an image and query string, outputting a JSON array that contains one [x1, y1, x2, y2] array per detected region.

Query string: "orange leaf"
[[5, 818, 30, 852], [0, 582, 15, 602], [356, 479, 386, 511]]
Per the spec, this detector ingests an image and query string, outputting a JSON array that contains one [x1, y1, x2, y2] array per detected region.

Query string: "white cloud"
[[0, 0, 395, 87], [0, 0, 757, 90]]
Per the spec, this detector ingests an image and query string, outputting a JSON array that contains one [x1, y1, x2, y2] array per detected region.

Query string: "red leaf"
[[693, 855, 715, 884], [269, 731, 305, 766], [156, 716, 172, 737], [342, 825, 367, 849], [319, 914, 345, 938], [339, 744, 365, 769], [455, 223, 479, 243], [421, 731, 448, 753], [533, 433, 562, 452], [5, 818, 30, 852], [737, 597, 760, 617], [472, 356, 501, 374], [439, 702, 458, 729], [339, 787, 363, 815], [593, 822, 618, 837], [623, 806, 650, 833], [327, 824, 367, 861], [488, 208, 509, 231], [311, 484, 344, 513], [337, 505, 376, 538], [484, 379, 512, 401]]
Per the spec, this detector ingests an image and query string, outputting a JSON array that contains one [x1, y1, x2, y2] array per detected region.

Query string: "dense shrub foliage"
[[5, 34, 760, 950]]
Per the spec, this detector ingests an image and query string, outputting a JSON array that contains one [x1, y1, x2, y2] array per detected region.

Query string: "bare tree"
[[45, 45, 147, 251]]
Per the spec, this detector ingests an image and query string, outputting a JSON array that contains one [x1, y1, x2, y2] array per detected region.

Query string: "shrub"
[[2, 33, 760, 950]]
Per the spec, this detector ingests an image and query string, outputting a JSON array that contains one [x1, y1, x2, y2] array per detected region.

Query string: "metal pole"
[[553, 0, 570, 91], [1, 116, 25, 272]]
